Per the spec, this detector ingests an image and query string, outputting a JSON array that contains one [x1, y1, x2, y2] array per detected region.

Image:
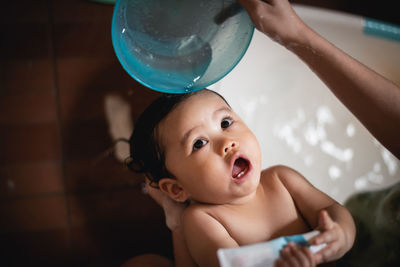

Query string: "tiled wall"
[[0, 0, 398, 266], [0, 1, 170, 266]]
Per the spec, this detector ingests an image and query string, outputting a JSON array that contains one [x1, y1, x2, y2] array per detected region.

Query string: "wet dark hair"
[[127, 89, 229, 187]]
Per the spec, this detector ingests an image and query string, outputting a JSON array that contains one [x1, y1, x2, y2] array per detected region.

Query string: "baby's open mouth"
[[232, 158, 249, 179]]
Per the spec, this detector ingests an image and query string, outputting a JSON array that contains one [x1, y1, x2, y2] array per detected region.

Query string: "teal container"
[[111, 0, 254, 93]]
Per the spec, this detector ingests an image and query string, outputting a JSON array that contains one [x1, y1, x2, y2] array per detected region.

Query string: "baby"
[[127, 89, 355, 267], [119, 0, 400, 265]]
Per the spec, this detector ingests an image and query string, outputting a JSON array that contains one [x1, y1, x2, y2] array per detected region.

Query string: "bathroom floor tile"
[[0, 195, 68, 233], [0, 22, 51, 60], [67, 187, 162, 226], [55, 58, 138, 121], [51, 0, 114, 24], [53, 21, 114, 59], [70, 220, 172, 265], [0, 59, 54, 94], [1, 0, 50, 23], [0, 88, 57, 124], [67, 188, 173, 264], [55, 58, 127, 90], [1, 229, 70, 266], [64, 157, 141, 193], [0, 20, 54, 96], [62, 119, 110, 160], [59, 85, 110, 123], [0, 123, 61, 164], [0, 160, 64, 198]]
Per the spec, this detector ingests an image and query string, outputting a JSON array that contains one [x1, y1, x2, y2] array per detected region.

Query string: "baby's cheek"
[[246, 133, 261, 152], [248, 138, 262, 167]]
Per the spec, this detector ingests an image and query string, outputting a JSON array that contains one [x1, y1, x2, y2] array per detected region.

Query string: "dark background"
[[0, 0, 398, 266]]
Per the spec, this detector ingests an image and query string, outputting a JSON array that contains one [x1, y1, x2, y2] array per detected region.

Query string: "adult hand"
[[237, 0, 308, 46], [145, 179, 187, 232]]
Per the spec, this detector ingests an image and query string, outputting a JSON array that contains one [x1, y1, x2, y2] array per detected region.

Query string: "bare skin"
[[156, 92, 355, 267]]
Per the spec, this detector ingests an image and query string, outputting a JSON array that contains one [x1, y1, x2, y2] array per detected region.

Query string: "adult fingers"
[[145, 181, 167, 207], [236, 0, 272, 15]]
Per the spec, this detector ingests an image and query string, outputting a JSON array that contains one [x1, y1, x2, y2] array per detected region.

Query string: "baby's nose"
[[223, 140, 238, 154]]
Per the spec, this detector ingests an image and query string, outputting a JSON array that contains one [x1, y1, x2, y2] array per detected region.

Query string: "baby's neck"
[[190, 184, 261, 206]]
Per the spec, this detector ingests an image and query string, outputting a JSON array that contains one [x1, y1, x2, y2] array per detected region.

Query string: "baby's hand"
[[275, 242, 316, 267], [237, 0, 308, 46], [145, 179, 187, 232], [310, 210, 348, 264]]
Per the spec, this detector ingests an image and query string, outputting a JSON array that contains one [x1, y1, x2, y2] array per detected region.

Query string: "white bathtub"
[[212, 5, 400, 203]]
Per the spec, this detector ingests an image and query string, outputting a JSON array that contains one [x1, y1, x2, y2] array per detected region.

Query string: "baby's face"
[[157, 91, 262, 204]]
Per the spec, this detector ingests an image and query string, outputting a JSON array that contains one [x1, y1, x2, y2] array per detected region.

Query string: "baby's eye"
[[221, 117, 233, 129], [193, 139, 208, 151]]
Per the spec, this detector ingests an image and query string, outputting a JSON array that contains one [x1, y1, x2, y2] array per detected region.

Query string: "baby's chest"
[[217, 199, 309, 245]]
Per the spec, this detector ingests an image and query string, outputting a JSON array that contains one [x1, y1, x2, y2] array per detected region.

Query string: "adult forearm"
[[172, 230, 196, 267], [288, 25, 400, 158]]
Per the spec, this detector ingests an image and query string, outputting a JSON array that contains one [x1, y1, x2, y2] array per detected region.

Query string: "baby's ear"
[[159, 178, 189, 203]]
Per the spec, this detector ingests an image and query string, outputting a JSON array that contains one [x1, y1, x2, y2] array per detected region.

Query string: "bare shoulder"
[[182, 204, 233, 242], [260, 164, 303, 184], [182, 204, 218, 230], [183, 204, 209, 222], [261, 164, 294, 175], [182, 204, 238, 266]]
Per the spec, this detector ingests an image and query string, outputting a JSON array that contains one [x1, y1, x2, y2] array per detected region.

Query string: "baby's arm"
[[183, 206, 239, 267], [238, 0, 400, 158], [273, 165, 355, 264]]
